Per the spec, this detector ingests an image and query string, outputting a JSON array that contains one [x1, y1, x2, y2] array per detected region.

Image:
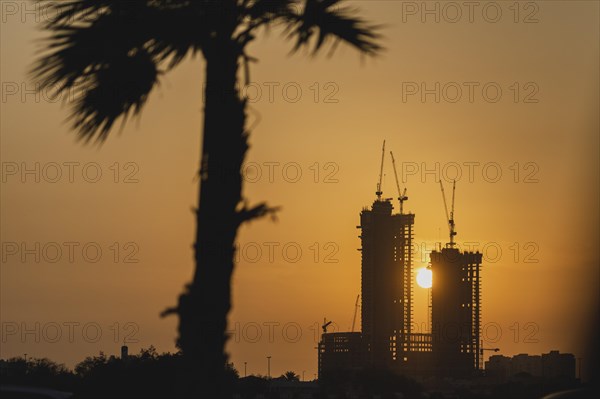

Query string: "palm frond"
[[37, 0, 113, 28], [234, 0, 297, 44], [243, 0, 296, 20], [68, 49, 160, 142], [287, 0, 382, 56], [32, 0, 207, 142]]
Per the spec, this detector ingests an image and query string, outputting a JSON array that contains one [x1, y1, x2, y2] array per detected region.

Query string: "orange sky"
[[1, 1, 598, 381]]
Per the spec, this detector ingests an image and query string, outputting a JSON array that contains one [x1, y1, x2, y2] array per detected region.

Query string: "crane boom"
[[376, 140, 386, 200], [390, 152, 401, 198], [351, 294, 360, 332], [322, 318, 333, 333], [439, 180, 451, 226], [439, 180, 457, 247], [390, 151, 409, 214], [451, 179, 456, 222]]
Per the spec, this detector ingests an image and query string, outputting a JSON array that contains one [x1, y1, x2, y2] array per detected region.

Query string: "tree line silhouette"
[[1, 348, 298, 398], [3, 349, 584, 398]]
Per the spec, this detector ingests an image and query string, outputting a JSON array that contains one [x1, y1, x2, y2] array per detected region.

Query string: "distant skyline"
[[1, 0, 598, 382]]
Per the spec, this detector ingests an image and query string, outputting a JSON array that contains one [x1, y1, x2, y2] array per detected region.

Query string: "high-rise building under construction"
[[319, 143, 483, 379], [430, 247, 482, 376], [358, 142, 416, 369], [359, 198, 415, 368]]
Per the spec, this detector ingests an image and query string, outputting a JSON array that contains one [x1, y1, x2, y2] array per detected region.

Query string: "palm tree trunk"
[[175, 42, 247, 396]]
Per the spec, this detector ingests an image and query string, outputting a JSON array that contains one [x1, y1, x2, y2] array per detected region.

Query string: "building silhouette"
[[485, 351, 576, 383], [318, 332, 367, 377], [542, 350, 577, 380], [430, 247, 482, 377], [359, 197, 415, 369], [121, 344, 129, 360], [318, 145, 484, 379]]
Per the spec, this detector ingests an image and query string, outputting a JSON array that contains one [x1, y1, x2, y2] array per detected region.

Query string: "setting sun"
[[416, 268, 433, 289]]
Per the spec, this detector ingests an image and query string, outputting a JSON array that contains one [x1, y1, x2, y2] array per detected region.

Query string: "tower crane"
[[479, 341, 500, 370], [390, 151, 408, 214], [480, 340, 500, 358], [481, 346, 500, 354], [375, 140, 386, 200], [439, 180, 457, 247], [351, 295, 360, 332], [322, 318, 333, 333]]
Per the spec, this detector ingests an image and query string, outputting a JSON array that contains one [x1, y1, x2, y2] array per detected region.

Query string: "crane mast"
[[439, 180, 457, 247], [351, 294, 360, 332], [390, 151, 408, 214], [451, 179, 456, 225], [375, 140, 386, 200]]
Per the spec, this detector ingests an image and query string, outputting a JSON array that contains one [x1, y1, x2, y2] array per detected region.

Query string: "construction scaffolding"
[[430, 248, 483, 377], [319, 145, 484, 379]]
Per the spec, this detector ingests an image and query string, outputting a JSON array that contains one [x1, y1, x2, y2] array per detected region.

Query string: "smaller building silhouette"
[[318, 332, 367, 378], [542, 350, 576, 380], [512, 353, 542, 377], [485, 351, 576, 383]]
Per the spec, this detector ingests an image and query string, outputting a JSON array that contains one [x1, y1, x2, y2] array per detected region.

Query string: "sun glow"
[[416, 268, 432, 289]]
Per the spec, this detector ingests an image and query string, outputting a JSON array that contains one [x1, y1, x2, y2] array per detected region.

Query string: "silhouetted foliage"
[[1, 350, 590, 398], [73, 348, 188, 398], [281, 371, 300, 381], [0, 356, 75, 392]]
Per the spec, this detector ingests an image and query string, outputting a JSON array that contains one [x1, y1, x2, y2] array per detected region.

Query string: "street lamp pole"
[[244, 361, 247, 377]]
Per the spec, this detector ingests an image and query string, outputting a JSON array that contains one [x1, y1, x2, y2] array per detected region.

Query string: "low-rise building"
[[318, 332, 367, 379], [485, 350, 576, 383]]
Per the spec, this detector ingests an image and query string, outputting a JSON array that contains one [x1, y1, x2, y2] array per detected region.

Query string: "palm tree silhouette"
[[282, 371, 300, 381], [32, 0, 381, 394]]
